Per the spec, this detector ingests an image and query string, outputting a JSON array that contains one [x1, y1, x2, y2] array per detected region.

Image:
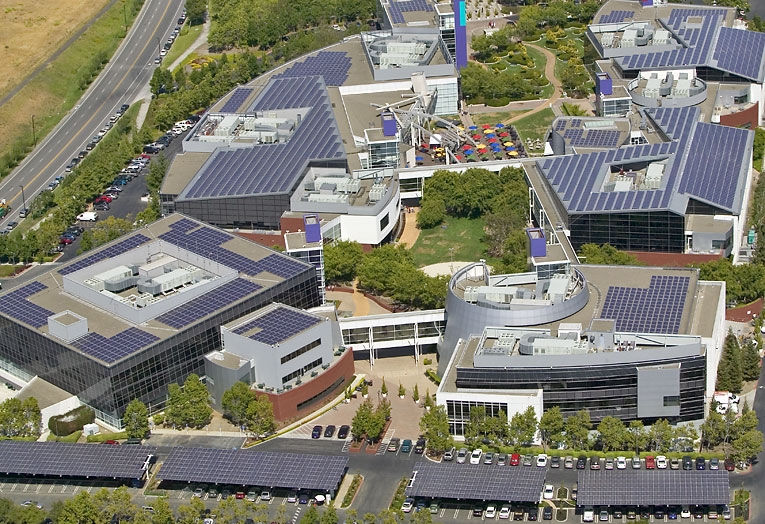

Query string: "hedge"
[[86, 430, 127, 443], [48, 406, 95, 436], [48, 430, 82, 443]]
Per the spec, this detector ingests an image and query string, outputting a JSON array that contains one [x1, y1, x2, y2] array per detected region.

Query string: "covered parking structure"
[[0, 441, 156, 484], [405, 462, 547, 502], [157, 448, 348, 496], [577, 469, 730, 508]]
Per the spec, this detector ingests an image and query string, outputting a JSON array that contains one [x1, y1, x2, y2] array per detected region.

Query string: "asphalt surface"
[[0, 0, 183, 229]]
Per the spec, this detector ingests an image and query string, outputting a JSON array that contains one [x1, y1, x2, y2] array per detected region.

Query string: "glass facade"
[[446, 400, 508, 436], [454, 353, 705, 425], [0, 270, 320, 424], [569, 211, 685, 252], [368, 140, 400, 168], [600, 97, 631, 117]]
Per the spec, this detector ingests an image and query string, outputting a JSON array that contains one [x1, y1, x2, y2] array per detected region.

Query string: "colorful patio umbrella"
[[488, 138, 498, 143], [499, 132, 509, 137], [472, 134, 482, 140], [455, 154, 463, 160], [464, 149, 474, 155], [508, 145, 516, 151], [469, 125, 478, 130], [476, 143, 487, 149], [416, 156, 424, 161], [505, 146, 515, 151], [509, 151, 519, 156], [485, 133, 496, 138], [482, 124, 491, 129], [483, 128, 493, 134], [503, 141, 514, 146], [462, 144, 473, 150], [495, 123, 505, 128]]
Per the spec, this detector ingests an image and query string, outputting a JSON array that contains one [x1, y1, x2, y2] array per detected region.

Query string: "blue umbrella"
[[464, 149, 474, 155], [505, 146, 515, 151], [416, 156, 424, 162], [495, 123, 505, 128], [469, 125, 478, 130], [485, 133, 496, 138]]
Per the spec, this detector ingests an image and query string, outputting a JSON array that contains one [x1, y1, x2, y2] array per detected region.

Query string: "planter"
[[363, 394, 369, 398], [414, 399, 420, 404], [399, 395, 405, 399], [382, 393, 387, 398]]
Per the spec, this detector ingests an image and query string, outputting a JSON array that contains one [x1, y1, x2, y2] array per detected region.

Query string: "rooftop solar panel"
[[59, 235, 153, 276], [232, 306, 323, 345], [156, 278, 262, 328], [405, 462, 546, 502], [0, 441, 156, 480], [577, 469, 730, 507], [0, 282, 54, 328], [220, 88, 254, 113], [72, 327, 161, 363], [275, 52, 352, 87], [386, 0, 434, 24], [600, 275, 689, 334], [712, 27, 765, 81], [158, 448, 348, 491]]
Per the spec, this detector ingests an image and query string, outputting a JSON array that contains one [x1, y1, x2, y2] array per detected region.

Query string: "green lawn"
[[513, 108, 555, 142], [166, 23, 203, 72], [409, 216, 494, 267], [524, 45, 555, 99], [471, 110, 529, 125]]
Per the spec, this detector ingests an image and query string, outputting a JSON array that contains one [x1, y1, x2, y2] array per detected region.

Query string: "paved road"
[[0, 0, 183, 227]]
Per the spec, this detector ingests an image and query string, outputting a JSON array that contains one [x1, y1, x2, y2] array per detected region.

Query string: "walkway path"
[[507, 43, 562, 124], [398, 207, 421, 247]]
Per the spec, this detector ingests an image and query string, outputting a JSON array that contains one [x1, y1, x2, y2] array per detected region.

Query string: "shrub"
[[423, 358, 433, 365], [48, 430, 82, 443], [86, 430, 128, 443], [425, 369, 442, 385], [341, 474, 362, 507], [48, 406, 95, 436]]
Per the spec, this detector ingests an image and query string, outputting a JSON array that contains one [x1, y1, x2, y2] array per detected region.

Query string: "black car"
[[550, 456, 560, 468], [576, 456, 587, 469], [324, 425, 336, 438], [143, 145, 159, 154], [527, 507, 538, 521], [65, 226, 83, 236], [86, 142, 95, 151], [542, 506, 553, 521], [414, 438, 426, 454], [725, 458, 735, 471], [337, 425, 350, 439], [78, 151, 88, 159], [472, 505, 483, 517], [94, 203, 110, 211], [693, 506, 704, 519], [695, 457, 706, 470], [655, 508, 665, 519], [613, 508, 623, 519], [311, 425, 322, 439], [682, 456, 693, 470], [120, 104, 130, 113], [640, 509, 651, 520]]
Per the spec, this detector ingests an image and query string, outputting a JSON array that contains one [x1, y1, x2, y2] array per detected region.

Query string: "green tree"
[[564, 410, 592, 450], [538, 406, 565, 452], [419, 405, 452, 453], [731, 430, 763, 464], [222, 381, 257, 426], [578, 243, 643, 265], [596, 416, 628, 452], [176, 497, 205, 524], [741, 340, 761, 382], [412, 384, 420, 403], [185, 0, 207, 25], [352, 398, 374, 441], [717, 331, 744, 393], [416, 197, 446, 229], [629, 420, 647, 454], [320, 505, 339, 524], [508, 407, 537, 449], [149, 497, 174, 524], [78, 216, 136, 254], [123, 399, 149, 439], [300, 505, 320, 524], [244, 394, 276, 437], [324, 240, 364, 283], [648, 419, 675, 453], [57, 491, 102, 524], [0, 397, 41, 437], [165, 374, 212, 429]]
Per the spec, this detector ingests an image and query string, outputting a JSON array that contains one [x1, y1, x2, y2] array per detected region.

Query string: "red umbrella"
[[482, 124, 491, 129], [455, 154, 463, 160], [462, 144, 473, 150], [488, 138, 498, 143], [499, 132, 509, 137], [472, 134, 482, 139]]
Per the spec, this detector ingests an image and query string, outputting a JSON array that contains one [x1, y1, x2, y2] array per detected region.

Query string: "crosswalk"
[[376, 428, 395, 455]]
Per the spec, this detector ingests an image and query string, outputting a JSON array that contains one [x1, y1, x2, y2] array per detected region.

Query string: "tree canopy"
[[123, 399, 149, 439], [0, 397, 42, 438], [578, 243, 643, 265], [164, 374, 212, 429]]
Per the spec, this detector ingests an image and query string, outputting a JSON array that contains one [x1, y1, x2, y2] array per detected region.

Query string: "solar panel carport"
[[158, 448, 348, 493], [405, 462, 546, 502], [577, 469, 730, 507], [0, 441, 156, 480]]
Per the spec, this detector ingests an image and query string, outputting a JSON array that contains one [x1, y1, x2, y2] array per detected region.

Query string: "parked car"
[[324, 425, 336, 438], [510, 453, 521, 466], [656, 455, 668, 469], [18, 208, 28, 218], [604, 458, 614, 470], [337, 425, 349, 439], [543, 484, 554, 500], [311, 425, 322, 439], [616, 456, 627, 470], [456, 447, 468, 464], [696, 457, 706, 470], [527, 507, 538, 521], [485, 505, 497, 519], [682, 456, 693, 470], [542, 506, 553, 521], [400, 439, 412, 453], [589, 456, 601, 470], [710, 458, 720, 470], [536, 454, 548, 467], [583, 508, 595, 522], [469, 449, 483, 465], [645, 456, 656, 469], [576, 456, 587, 469], [550, 455, 560, 468], [388, 437, 400, 452], [498, 453, 508, 466], [724, 458, 735, 471], [499, 505, 512, 519], [599, 509, 609, 522], [564, 456, 574, 469], [670, 458, 681, 470], [414, 438, 426, 454], [401, 498, 414, 513], [483, 452, 494, 465], [472, 504, 483, 517], [429, 501, 439, 514], [632, 456, 642, 469]]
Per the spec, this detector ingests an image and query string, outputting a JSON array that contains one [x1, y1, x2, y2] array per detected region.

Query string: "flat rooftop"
[[224, 303, 324, 346], [0, 214, 314, 365]]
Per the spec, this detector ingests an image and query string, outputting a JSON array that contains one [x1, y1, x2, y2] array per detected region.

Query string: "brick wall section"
[[719, 102, 759, 130], [261, 348, 355, 421]]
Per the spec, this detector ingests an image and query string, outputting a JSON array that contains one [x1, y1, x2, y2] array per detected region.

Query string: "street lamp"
[[19, 185, 26, 213], [31, 114, 36, 147]]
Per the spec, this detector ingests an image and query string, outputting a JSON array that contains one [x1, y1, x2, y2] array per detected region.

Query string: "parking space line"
[[35, 484, 41, 494], [48, 485, 55, 494], [269, 498, 275, 505], [22, 484, 30, 492], [341, 439, 351, 453], [292, 508, 302, 524], [453, 508, 460, 519], [73, 486, 80, 494], [440, 509, 446, 518], [86, 486, 92, 493], [281, 499, 287, 506], [9, 483, 17, 493]]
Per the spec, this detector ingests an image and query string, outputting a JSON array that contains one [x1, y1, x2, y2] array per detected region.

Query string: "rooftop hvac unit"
[[84, 278, 105, 292], [369, 184, 386, 202], [463, 286, 479, 302]]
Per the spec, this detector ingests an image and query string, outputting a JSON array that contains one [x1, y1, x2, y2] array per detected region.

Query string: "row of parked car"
[[575, 454, 734, 472], [387, 437, 426, 454], [401, 499, 550, 521], [65, 104, 130, 173], [191, 485, 325, 506], [153, 15, 184, 65], [583, 504, 731, 521], [143, 117, 198, 154]]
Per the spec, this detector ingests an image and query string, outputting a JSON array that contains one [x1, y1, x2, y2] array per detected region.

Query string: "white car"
[[485, 504, 497, 518], [401, 498, 415, 513], [456, 448, 468, 464], [543, 484, 554, 500], [536, 454, 548, 467], [616, 456, 627, 470], [76, 212, 98, 222], [583, 508, 595, 522], [656, 455, 668, 469], [470, 448, 483, 465], [499, 505, 512, 519], [681, 507, 691, 518]]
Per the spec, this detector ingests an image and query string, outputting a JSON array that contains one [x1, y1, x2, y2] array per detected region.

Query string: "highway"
[[0, 0, 184, 224]]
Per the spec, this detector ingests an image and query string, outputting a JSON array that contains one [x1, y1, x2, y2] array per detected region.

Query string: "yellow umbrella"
[[457, 125, 464, 131], [477, 144, 488, 149], [483, 128, 493, 134], [504, 141, 514, 147], [509, 151, 519, 156]]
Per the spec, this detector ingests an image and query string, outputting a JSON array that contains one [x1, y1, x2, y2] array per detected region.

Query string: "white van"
[[77, 212, 98, 222]]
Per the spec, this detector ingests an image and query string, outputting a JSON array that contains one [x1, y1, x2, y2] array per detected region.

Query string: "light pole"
[[123, 1, 128, 35], [31, 114, 36, 147], [19, 185, 26, 212]]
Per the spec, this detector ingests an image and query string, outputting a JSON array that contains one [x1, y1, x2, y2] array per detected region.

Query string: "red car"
[[235, 491, 245, 499], [59, 236, 73, 245], [94, 195, 112, 204], [509, 453, 521, 466], [645, 456, 656, 469], [724, 458, 735, 471], [103, 440, 119, 445]]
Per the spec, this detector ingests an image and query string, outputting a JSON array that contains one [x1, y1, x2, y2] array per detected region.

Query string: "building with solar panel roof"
[[0, 214, 320, 427], [588, 0, 765, 128], [161, 28, 460, 246], [437, 260, 726, 433], [205, 303, 354, 420]]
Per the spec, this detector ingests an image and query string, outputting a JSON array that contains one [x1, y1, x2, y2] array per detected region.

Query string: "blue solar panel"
[[220, 88, 254, 113], [712, 27, 765, 81], [156, 279, 263, 328], [59, 235, 152, 276], [598, 10, 634, 23], [0, 282, 54, 328], [386, 0, 433, 24], [600, 275, 690, 334], [275, 52, 352, 87], [72, 327, 160, 363], [179, 76, 346, 200], [232, 306, 322, 345]]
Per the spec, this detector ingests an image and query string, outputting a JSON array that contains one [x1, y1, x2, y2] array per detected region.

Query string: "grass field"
[[409, 216, 494, 267], [471, 110, 529, 125], [513, 108, 556, 142], [164, 23, 203, 71]]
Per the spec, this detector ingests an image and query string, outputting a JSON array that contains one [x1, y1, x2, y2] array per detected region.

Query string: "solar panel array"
[[598, 10, 634, 23], [275, 52, 352, 87], [158, 448, 348, 491], [0, 441, 156, 480], [232, 306, 322, 345], [405, 462, 546, 502], [712, 27, 765, 81], [159, 220, 311, 279], [564, 128, 622, 148], [600, 275, 690, 334], [617, 9, 725, 71], [387, 0, 433, 24], [72, 327, 161, 363], [59, 234, 152, 276], [680, 122, 751, 212], [155, 278, 262, 328], [0, 282, 54, 328], [577, 469, 730, 507], [179, 76, 345, 200], [219, 88, 254, 113]]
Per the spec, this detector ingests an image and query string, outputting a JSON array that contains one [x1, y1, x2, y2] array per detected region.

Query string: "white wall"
[[339, 185, 400, 245]]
